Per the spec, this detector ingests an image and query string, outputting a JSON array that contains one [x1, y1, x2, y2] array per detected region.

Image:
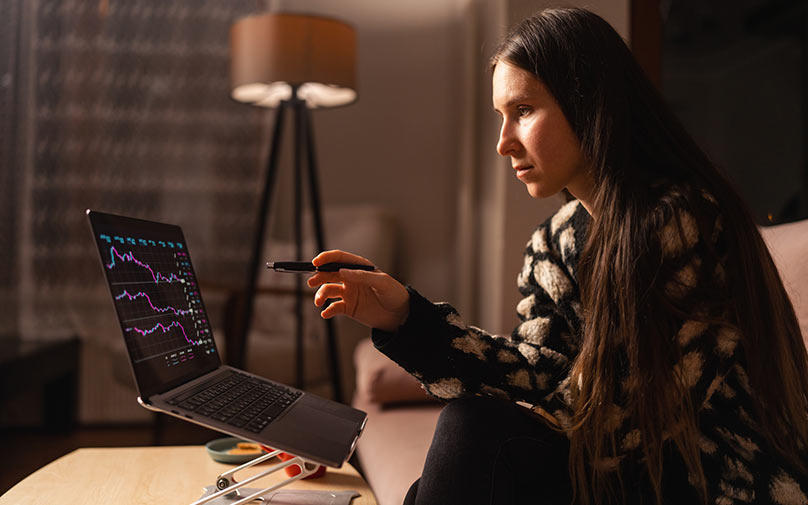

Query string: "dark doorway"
[[633, 0, 808, 225]]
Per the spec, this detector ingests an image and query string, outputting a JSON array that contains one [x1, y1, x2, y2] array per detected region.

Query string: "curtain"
[[1, 0, 270, 341]]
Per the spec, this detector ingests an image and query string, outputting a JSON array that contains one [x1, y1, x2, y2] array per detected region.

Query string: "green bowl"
[[205, 437, 267, 464]]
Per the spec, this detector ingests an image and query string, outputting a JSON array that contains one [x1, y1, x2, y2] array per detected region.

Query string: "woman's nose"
[[496, 121, 518, 157]]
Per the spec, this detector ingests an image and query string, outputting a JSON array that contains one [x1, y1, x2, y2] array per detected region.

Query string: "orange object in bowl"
[[228, 442, 263, 455]]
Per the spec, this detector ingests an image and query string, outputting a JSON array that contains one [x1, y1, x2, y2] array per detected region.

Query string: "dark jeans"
[[402, 396, 703, 505], [402, 396, 573, 505]]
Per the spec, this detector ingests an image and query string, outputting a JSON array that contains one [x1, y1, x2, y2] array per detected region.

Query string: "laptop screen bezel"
[[87, 210, 222, 399]]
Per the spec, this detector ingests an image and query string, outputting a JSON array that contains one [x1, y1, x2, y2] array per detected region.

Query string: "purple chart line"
[[106, 246, 182, 284], [115, 289, 194, 317], [125, 320, 201, 346]]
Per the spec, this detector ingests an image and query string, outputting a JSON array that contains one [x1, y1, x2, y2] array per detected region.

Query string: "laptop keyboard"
[[167, 372, 302, 433]]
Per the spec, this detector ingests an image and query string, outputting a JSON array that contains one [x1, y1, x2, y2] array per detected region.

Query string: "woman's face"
[[493, 61, 590, 201]]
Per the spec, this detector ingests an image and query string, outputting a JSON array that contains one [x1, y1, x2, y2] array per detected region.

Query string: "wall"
[[268, 0, 468, 303]]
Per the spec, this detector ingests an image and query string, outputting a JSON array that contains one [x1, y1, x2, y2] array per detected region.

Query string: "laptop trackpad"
[[287, 404, 358, 442]]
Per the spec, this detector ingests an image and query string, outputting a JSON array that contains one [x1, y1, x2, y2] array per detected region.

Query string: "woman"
[[308, 7, 808, 505]]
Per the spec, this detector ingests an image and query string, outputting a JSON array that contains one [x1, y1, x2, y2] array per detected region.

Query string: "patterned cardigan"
[[372, 191, 808, 504]]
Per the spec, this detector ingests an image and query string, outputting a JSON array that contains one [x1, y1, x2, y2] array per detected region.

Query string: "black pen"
[[266, 261, 376, 273]]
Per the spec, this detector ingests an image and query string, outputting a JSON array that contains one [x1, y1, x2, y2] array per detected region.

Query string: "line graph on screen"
[[101, 234, 213, 366]]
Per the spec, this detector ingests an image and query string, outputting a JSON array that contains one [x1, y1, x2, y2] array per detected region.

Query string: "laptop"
[[87, 209, 367, 468]]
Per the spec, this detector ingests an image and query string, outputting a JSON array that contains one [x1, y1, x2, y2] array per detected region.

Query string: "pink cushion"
[[353, 338, 438, 405], [760, 219, 808, 349]]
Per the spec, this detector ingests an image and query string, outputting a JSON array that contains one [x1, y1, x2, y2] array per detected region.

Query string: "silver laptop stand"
[[191, 448, 320, 505]]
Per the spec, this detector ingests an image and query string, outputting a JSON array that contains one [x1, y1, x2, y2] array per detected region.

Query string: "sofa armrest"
[[353, 338, 438, 406], [760, 219, 808, 347]]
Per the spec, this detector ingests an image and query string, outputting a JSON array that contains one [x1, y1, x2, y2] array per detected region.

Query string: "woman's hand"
[[307, 250, 410, 332]]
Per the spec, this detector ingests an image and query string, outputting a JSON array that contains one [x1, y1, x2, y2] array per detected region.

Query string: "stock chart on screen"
[[99, 232, 216, 368]]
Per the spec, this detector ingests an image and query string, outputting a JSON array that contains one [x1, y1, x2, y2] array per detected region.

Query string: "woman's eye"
[[516, 106, 531, 117]]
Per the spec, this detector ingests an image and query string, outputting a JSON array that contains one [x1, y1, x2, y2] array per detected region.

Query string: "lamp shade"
[[230, 13, 357, 108]]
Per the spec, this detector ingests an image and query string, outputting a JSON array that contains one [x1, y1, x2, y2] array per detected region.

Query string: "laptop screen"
[[88, 210, 220, 398]]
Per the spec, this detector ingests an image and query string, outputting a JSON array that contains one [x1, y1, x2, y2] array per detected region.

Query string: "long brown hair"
[[493, 7, 808, 504]]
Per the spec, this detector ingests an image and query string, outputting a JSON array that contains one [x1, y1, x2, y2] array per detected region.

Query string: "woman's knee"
[[435, 396, 513, 439], [420, 397, 518, 489]]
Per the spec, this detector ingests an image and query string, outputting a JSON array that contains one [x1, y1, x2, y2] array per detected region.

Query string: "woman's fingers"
[[338, 268, 391, 289], [312, 249, 373, 267], [320, 300, 347, 319], [307, 271, 339, 288], [307, 250, 408, 330], [307, 267, 385, 289], [308, 250, 376, 289], [314, 283, 345, 307]]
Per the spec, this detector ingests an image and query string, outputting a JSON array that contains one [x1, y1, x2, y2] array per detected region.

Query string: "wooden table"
[[0, 446, 377, 505]]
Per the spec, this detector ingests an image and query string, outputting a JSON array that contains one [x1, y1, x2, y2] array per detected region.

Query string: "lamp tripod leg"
[[238, 103, 287, 369], [301, 107, 344, 403], [293, 100, 305, 390]]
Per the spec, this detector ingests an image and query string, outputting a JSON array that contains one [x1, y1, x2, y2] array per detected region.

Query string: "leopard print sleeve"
[[371, 201, 590, 411]]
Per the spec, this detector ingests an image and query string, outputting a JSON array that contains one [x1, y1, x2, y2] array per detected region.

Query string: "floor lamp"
[[229, 13, 358, 403]]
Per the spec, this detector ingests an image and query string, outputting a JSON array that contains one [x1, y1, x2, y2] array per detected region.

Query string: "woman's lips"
[[515, 166, 533, 179]]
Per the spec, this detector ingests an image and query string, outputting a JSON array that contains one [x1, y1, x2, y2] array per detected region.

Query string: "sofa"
[[350, 218, 808, 505]]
